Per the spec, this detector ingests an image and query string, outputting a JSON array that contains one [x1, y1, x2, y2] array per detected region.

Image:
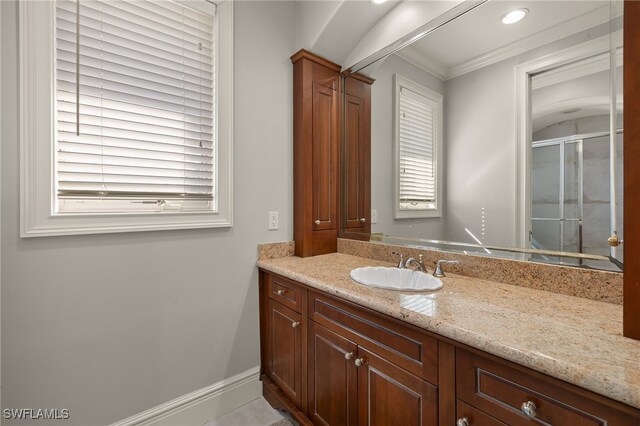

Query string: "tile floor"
[[204, 397, 294, 426]]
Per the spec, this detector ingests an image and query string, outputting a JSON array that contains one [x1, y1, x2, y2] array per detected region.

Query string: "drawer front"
[[457, 400, 507, 426], [309, 291, 437, 383], [457, 349, 620, 426], [267, 273, 304, 313]]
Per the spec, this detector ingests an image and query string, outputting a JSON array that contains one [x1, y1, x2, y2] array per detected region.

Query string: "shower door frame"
[[515, 33, 619, 250], [530, 136, 584, 257]]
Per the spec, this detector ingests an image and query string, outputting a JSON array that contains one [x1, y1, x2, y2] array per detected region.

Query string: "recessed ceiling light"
[[501, 8, 529, 24], [370, 0, 387, 4]]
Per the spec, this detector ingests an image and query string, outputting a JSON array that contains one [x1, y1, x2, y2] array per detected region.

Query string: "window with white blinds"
[[394, 75, 442, 218], [54, 0, 216, 212]]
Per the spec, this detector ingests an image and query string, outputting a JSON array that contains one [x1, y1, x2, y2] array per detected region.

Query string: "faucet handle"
[[433, 260, 460, 278], [418, 254, 427, 272], [392, 252, 406, 269]]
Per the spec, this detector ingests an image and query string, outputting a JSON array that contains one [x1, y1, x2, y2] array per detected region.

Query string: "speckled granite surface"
[[257, 253, 640, 409], [258, 241, 295, 260], [338, 239, 623, 305]]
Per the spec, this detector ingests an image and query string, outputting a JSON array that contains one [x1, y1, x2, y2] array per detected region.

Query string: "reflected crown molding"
[[532, 32, 623, 90], [394, 46, 448, 80], [447, 4, 614, 79], [395, 4, 616, 82]]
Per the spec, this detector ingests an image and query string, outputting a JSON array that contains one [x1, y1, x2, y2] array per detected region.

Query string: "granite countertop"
[[257, 252, 640, 409]]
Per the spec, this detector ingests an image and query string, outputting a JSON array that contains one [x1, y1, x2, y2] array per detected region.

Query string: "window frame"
[[393, 73, 443, 219], [19, 0, 233, 237]]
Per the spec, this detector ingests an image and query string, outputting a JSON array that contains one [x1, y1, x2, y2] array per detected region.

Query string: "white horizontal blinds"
[[398, 86, 436, 205], [55, 0, 216, 202]]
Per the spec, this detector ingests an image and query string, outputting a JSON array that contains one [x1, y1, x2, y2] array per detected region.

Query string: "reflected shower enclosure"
[[531, 131, 623, 266]]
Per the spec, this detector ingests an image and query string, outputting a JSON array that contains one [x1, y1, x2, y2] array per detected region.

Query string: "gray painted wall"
[[1, 1, 295, 425], [366, 54, 446, 240]]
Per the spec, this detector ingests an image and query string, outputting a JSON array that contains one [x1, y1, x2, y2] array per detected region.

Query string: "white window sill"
[[394, 208, 442, 219], [21, 211, 232, 238]]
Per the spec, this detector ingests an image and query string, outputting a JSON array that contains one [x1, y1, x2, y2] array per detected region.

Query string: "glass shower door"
[[531, 139, 583, 264]]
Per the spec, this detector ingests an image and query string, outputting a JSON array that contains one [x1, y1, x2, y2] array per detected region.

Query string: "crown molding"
[[394, 46, 447, 81], [447, 4, 613, 80], [532, 31, 623, 90]]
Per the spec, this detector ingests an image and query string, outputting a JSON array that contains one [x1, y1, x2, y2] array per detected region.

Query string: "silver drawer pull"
[[354, 358, 365, 367], [291, 321, 300, 328], [276, 289, 285, 296], [456, 418, 470, 426], [314, 220, 320, 225], [344, 352, 354, 360], [521, 400, 537, 418], [359, 217, 366, 223]]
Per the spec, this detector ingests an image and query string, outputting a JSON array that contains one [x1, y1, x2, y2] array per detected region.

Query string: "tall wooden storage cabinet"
[[291, 50, 341, 257], [343, 75, 373, 235]]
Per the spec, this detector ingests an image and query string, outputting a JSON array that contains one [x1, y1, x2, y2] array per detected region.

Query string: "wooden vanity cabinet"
[[266, 299, 303, 407], [291, 50, 341, 257], [357, 347, 438, 426], [455, 349, 640, 426], [343, 75, 373, 234], [308, 322, 358, 425], [258, 270, 640, 426], [307, 321, 438, 426], [307, 291, 439, 426], [261, 271, 308, 414]]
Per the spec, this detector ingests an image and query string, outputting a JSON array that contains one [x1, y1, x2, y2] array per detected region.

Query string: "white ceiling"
[[297, 0, 399, 66], [397, 0, 612, 80]]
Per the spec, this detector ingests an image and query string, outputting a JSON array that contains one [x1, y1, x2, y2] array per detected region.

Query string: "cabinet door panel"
[[308, 322, 358, 426], [268, 299, 303, 407], [344, 93, 366, 230], [312, 82, 338, 231], [357, 347, 437, 426]]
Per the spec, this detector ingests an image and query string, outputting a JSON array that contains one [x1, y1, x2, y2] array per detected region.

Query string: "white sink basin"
[[350, 267, 443, 292]]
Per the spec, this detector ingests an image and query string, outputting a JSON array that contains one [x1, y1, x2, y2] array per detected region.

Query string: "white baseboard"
[[110, 366, 262, 426]]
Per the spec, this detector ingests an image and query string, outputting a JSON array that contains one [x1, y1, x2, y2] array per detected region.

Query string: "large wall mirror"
[[341, 0, 624, 272]]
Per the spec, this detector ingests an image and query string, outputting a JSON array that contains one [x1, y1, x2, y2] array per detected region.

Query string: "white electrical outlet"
[[268, 211, 279, 230], [371, 209, 378, 224]]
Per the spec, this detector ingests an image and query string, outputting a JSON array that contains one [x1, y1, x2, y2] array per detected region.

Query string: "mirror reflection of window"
[[394, 74, 443, 219]]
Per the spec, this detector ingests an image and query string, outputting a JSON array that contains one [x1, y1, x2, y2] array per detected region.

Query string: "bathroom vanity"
[[265, 0, 640, 423], [257, 249, 640, 425]]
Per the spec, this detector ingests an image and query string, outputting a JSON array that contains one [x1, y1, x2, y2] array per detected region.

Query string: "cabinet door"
[[308, 322, 358, 426], [344, 93, 367, 231], [268, 299, 303, 407], [357, 347, 437, 426], [312, 82, 339, 232]]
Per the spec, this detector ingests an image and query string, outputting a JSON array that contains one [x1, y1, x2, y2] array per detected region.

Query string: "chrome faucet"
[[405, 254, 427, 273], [433, 260, 460, 278], [392, 252, 406, 269]]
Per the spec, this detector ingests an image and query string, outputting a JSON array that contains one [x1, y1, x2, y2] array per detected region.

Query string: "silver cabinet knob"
[[456, 418, 470, 426], [359, 217, 366, 223], [314, 220, 320, 225], [276, 289, 285, 296], [291, 321, 301, 328], [354, 358, 365, 367], [521, 401, 537, 418], [344, 352, 354, 360]]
